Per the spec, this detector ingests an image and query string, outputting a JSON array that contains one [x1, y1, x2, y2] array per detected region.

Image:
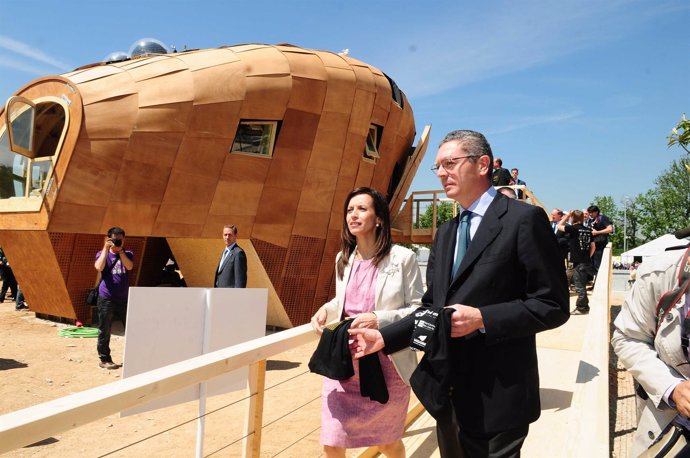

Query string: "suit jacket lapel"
[[451, 194, 506, 283], [433, 217, 458, 298], [337, 252, 355, 307], [375, 252, 392, 309], [219, 247, 234, 272]]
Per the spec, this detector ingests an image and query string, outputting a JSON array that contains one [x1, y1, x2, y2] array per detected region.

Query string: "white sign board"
[[121, 287, 267, 416]]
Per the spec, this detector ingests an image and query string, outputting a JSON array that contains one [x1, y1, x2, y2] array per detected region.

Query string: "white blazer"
[[321, 244, 424, 384], [612, 249, 690, 457]]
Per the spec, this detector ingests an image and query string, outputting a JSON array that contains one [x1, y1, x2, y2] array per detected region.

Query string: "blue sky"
[[1, 0, 688, 214]]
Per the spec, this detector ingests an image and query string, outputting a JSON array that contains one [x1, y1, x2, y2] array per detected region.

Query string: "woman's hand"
[[310, 308, 327, 335], [351, 312, 378, 330]]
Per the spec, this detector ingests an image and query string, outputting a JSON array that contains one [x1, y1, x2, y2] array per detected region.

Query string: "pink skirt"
[[320, 352, 410, 448]]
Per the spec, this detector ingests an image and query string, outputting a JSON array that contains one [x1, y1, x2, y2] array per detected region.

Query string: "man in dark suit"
[[214, 224, 247, 288], [351, 130, 569, 457]]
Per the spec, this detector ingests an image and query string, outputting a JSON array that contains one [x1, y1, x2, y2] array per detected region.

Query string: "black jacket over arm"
[[381, 193, 569, 434]]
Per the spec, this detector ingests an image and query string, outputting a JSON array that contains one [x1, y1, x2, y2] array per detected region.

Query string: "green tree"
[[621, 196, 643, 249], [418, 201, 455, 229], [636, 158, 690, 240]]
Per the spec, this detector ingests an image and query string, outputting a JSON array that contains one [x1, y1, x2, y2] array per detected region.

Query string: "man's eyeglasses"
[[431, 155, 475, 173]]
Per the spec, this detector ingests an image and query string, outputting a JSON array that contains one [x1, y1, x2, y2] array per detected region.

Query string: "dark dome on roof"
[[129, 38, 169, 57]]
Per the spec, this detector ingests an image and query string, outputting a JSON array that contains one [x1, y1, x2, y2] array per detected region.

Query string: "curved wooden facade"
[[0, 44, 428, 327]]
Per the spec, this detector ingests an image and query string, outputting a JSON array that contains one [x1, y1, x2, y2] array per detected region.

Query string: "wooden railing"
[[0, 324, 318, 456], [391, 186, 548, 244]]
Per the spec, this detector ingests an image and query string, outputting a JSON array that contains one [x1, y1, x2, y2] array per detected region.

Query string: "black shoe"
[[15, 303, 28, 310], [571, 307, 590, 315]]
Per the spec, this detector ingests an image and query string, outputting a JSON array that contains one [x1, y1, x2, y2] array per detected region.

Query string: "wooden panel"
[[274, 109, 321, 151], [82, 95, 138, 139], [239, 75, 291, 119], [57, 139, 128, 206], [156, 203, 211, 224], [308, 111, 350, 173], [177, 48, 241, 71], [330, 176, 358, 230], [349, 62, 376, 92], [202, 215, 255, 239], [209, 180, 263, 216], [236, 46, 290, 76], [187, 101, 241, 139], [134, 103, 193, 133], [348, 89, 376, 135], [118, 55, 169, 71], [282, 50, 327, 80], [226, 44, 270, 54], [63, 65, 123, 84], [388, 125, 431, 218], [254, 187, 300, 226], [354, 160, 376, 189], [48, 202, 107, 233], [77, 71, 137, 106], [125, 57, 188, 83], [292, 211, 330, 239], [317, 51, 352, 69], [124, 132, 184, 168], [322, 67, 356, 114], [264, 147, 309, 191], [151, 221, 204, 238], [162, 170, 219, 204], [297, 170, 339, 213], [189, 61, 246, 104], [0, 210, 49, 231], [135, 71, 194, 108], [101, 203, 159, 235], [171, 136, 228, 178], [251, 223, 292, 248], [340, 132, 366, 179], [0, 230, 75, 319], [371, 72, 392, 126], [219, 152, 272, 183], [286, 77, 327, 114], [111, 160, 171, 204]]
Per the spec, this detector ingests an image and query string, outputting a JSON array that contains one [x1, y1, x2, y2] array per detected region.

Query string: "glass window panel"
[[231, 122, 277, 157], [7, 99, 35, 156], [363, 125, 380, 162]]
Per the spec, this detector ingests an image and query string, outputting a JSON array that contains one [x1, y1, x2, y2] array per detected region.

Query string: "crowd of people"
[[547, 205, 615, 314]]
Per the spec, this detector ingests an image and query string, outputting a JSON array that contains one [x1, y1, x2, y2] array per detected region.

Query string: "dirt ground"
[[0, 296, 331, 458]]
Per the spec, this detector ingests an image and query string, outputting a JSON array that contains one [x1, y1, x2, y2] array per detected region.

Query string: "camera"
[[110, 238, 123, 247]]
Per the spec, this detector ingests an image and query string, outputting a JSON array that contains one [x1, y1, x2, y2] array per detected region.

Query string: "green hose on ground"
[[58, 327, 99, 338]]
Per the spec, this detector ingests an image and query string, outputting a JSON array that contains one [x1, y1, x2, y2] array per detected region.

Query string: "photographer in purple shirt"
[[94, 226, 134, 370]]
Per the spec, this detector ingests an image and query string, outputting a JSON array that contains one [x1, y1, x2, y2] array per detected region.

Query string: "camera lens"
[[112, 239, 122, 247]]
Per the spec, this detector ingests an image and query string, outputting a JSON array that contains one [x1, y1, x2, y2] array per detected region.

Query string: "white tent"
[[620, 234, 689, 262]]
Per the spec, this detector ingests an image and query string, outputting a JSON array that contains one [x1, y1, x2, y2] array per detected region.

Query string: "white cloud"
[[0, 36, 72, 72], [0, 55, 48, 75]]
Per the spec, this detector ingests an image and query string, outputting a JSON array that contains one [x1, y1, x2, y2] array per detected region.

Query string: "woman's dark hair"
[[336, 187, 392, 279]]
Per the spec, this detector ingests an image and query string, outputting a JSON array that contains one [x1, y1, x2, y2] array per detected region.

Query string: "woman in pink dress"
[[310, 187, 424, 458]]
